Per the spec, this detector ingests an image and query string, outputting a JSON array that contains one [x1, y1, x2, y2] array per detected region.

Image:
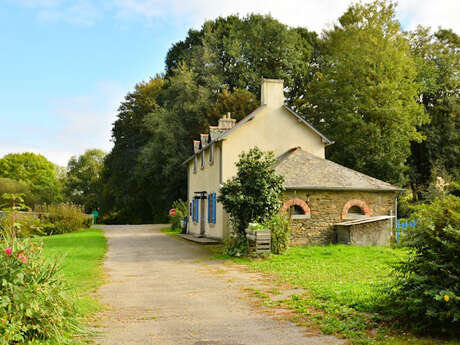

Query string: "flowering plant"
[[0, 226, 78, 344]]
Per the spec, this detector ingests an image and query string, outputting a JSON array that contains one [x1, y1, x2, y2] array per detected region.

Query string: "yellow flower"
[[444, 295, 450, 302]]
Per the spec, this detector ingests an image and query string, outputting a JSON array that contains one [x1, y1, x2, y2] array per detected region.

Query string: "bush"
[[169, 199, 187, 231], [218, 147, 284, 255], [264, 213, 290, 254], [382, 194, 460, 334], [35, 203, 89, 235], [0, 228, 79, 344]]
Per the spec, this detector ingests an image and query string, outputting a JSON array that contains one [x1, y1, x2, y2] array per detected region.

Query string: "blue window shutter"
[[212, 193, 217, 223], [207, 194, 211, 223], [193, 199, 198, 222]]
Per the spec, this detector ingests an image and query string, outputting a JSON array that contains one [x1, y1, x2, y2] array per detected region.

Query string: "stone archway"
[[281, 198, 311, 216], [341, 199, 371, 219]]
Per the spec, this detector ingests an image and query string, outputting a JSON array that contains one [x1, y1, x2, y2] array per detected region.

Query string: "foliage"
[[223, 232, 248, 257], [101, 76, 165, 224], [408, 27, 460, 199], [264, 213, 290, 254], [218, 147, 284, 243], [305, 0, 427, 184], [0, 153, 62, 204], [0, 227, 78, 344], [35, 203, 90, 235], [382, 195, 460, 334], [1, 193, 30, 212], [64, 149, 106, 213], [169, 198, 187, 231], [0, 178, 37, 207]]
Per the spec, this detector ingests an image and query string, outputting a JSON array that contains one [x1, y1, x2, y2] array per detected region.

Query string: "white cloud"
[[112, 0, 460, 33]]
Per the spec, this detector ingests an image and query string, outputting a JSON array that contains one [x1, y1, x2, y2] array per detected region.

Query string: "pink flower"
[[18, 255, 27, 263], [4, 248, 12, 257]]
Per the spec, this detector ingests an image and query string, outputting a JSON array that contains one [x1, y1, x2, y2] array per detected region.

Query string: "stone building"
[[184, 78, 401, 245]]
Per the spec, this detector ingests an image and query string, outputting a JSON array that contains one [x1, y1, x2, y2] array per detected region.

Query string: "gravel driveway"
[[95, 225, 345, 345]]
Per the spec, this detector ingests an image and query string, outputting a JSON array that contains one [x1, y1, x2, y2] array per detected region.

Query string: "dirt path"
[[95, 225, 345, 345]]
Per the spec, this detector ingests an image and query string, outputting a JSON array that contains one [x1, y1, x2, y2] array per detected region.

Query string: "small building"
[[184, 78, 401, 245]]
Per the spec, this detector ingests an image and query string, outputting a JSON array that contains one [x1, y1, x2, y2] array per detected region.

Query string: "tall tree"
[[101, 76, 164, 223], [64, 149, 106, 213], [408, 27, 460, 199], [305, 0, 427, 184], [0, 152, 61, 204]]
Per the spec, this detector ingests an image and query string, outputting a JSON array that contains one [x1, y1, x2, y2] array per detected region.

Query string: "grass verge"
[[32, 228, 107, 344], [224, 245, 459, 345]]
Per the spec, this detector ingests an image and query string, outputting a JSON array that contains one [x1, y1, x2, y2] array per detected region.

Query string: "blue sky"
[[1, 0, 459, 166]]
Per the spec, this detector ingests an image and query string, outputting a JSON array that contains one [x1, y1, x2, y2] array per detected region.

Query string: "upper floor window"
[[209, 143, 214, 164], [201, 151, 205, 168], [193, 156, 197, 173]]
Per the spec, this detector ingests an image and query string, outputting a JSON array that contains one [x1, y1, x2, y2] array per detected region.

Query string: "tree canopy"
[[0, 152, 61, 204]]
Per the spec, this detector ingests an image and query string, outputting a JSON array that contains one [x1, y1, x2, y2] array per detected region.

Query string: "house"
[[184, 78, 401, 245]]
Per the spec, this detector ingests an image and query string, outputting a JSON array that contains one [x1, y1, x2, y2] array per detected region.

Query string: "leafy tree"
[[408, 27, 460, 199], [101, 76, 164, 223], [305, 0, 427, 184], [218, 147, 285, 237], [64, 149, 106, 213], [0, 153, 61, 204], [206, 87, 259, 123]]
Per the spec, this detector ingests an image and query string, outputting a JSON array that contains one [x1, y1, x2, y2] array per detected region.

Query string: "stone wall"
[[281, 190, 397, 245]]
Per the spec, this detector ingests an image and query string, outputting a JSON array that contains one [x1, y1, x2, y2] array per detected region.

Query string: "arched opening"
[[281, 198, 311, 219], [342, 200, 371, 220]]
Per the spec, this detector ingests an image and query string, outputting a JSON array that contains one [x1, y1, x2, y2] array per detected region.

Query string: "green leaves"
[[218, 147, 285, 241]]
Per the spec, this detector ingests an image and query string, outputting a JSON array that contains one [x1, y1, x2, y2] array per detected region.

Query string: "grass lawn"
[[31, 228, 107, 345], [227, 245, 459, 345]]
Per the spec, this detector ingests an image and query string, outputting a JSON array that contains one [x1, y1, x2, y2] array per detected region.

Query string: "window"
[[290, 205, 305, 215], [341, 199, 371, 219], [209, 143, 214, 164], [193, 156, 197, 173], [201, 151, 205, 168], [208, 192, 217, 224], [281, 198, 311, 219]]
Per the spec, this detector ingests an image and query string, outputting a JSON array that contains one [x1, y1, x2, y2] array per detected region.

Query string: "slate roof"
[[275, 147, 402, 192]]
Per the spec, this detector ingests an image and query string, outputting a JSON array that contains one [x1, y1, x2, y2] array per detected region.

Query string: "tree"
[[64, 149, 106, 213], [408, 27, 460, 199], [305, 0, 427, 184], [101, 76, 164, 223], [0, 152, 61, 204], [218, 147, 285, 237]]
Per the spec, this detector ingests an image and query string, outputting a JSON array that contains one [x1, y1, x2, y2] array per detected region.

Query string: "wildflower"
[[4, 248, 12, 256], [19, 255, 28, 263], [444, 295, 450, 302]]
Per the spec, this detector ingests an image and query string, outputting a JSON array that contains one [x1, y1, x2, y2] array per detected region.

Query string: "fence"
[[395, 219, 416, 243]]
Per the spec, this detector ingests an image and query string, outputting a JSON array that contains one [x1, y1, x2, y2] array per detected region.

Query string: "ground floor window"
[[341, 199, 371, 219], [192, 198, 199, 222], [208, 192, 217, 224], [281, 198, 311, 219]]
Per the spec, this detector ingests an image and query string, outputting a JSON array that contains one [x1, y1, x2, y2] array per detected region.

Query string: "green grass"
[[32, 228, 107, 344], [227, 245, 460, 345]]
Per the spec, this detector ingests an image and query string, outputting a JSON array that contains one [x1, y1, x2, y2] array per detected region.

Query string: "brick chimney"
[[209, 112, 236, 140], [260, 78, 284, 108]]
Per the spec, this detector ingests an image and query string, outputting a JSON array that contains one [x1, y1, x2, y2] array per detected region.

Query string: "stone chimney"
[[260, 78, 284, 108], [193, 140, 200, 153], [200, 134, 209, 147], [209, 112, 236, 140]]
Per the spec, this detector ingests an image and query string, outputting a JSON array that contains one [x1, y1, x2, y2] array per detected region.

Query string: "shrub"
[[382, 194, 460, 334], [0, 228, 79, 344], [218, 147, 284, 255], [264, 213, 290, 254], [169, 199, 187, 231], [35, 203, 89, 235]]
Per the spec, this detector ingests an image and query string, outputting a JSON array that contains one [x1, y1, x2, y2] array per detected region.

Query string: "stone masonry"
[[281, 190, 397, 245]]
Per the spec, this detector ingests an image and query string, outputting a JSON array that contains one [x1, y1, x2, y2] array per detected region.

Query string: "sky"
[[1, 0, 459, 166]]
